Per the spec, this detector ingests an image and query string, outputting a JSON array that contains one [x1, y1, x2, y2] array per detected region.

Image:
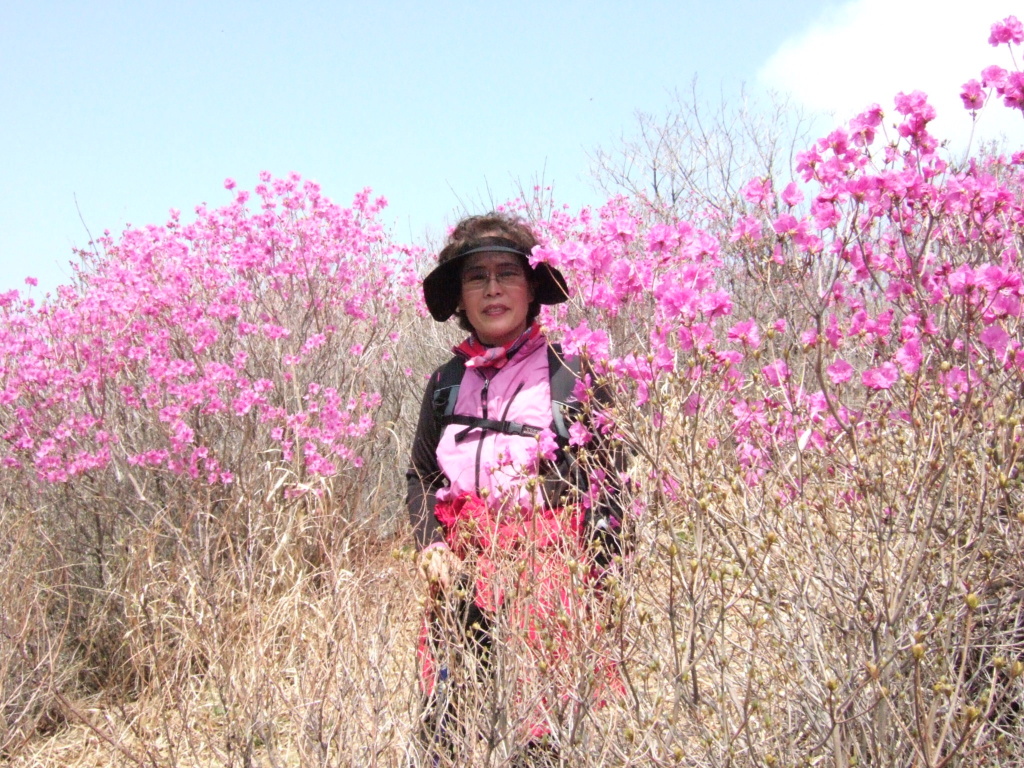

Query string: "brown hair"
[[439, 212, 542, 333]]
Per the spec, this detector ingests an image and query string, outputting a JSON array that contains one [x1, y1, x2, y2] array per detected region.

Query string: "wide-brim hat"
[[422, 236, 569, 321]]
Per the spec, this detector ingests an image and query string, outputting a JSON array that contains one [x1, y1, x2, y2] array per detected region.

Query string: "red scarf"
[[454, 324, 542, 371]]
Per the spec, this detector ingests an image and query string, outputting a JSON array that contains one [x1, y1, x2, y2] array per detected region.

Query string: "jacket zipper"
[[474, 375, 490, 490], [474, 376, 526, 492]]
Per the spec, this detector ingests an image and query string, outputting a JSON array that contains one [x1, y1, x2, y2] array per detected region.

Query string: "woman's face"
[[458, 251, 535, 346]]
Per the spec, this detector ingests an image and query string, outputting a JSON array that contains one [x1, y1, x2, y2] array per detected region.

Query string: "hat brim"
[[422, 250, 569, 322]]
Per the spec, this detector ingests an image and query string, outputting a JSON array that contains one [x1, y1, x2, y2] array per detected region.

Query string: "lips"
[[482, 305, 508, 316]]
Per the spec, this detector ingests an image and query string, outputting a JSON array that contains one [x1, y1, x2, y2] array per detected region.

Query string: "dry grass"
[[6, 458, 1022, 767]]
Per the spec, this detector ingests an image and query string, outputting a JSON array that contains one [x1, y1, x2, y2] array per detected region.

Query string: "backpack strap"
[[447, 415, 547, 443], [547, 344, 583, 445], [431, 356, 466, 422]]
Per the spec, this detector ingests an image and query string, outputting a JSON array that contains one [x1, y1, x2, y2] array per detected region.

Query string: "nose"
[[483, 273, 503, 295]]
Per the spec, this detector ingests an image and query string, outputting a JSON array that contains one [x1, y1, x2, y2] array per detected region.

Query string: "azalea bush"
[[2, 15, 1024, 768], [510, 16, 1024, 764], [0, 172, 431, 753]]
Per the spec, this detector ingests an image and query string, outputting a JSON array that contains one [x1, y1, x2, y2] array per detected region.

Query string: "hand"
[[418, 543, 461, 592]]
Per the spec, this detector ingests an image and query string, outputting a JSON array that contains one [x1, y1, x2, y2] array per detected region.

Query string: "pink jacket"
[[436, 332, 553, 511]]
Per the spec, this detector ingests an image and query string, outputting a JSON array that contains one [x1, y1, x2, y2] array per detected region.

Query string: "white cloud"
[[758, 0, 1022, 154]]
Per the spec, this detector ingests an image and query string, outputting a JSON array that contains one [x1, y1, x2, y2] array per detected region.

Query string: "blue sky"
[[2, 0, 1018, 294]]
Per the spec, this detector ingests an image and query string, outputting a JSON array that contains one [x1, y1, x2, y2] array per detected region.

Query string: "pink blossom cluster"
[[2, 18, 1022, 514], [0, 173, 419, 487], [961, 15, 1024, 112], [505, 21, 1024, 495]]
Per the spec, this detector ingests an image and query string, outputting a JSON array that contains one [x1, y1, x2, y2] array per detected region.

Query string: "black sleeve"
[[580, 358, 629, 566], [406, 370, 448, 550]]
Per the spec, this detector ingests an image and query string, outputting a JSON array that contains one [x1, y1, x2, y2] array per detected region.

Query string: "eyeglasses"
[[461, 265, 528, 292]]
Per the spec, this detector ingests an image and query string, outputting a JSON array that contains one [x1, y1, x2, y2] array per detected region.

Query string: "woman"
[[406, 213, 620, 763]]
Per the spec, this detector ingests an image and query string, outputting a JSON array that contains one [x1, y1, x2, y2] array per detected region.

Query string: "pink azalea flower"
[[795, 148, 821, 181], [536, 428, 560, 462], [601, 215, 636, 244], [960, 80, 986, 111], [762, 359, 790, 387], [727, 319, 761, 349], [698, 291, 733, 319], [781, 182, 804, 207], [947, 265, 977, 295], [262, 323, 291, 340], [862, 363, 898, 390], [683, 393, 703, 416], [563, 321, 610, 359], [824, 314, 843, 349], [988, 15, 1024, 46], [806, 391, 828, 421], [773, 213, 800, 236], [729, 215, 762, 242], [849, 104, 883, 146], [981, 65, 1008, 88], [895, 338, 922, 374], [940, 368, 969, 401], [980, 325, 1011, 358], [999, 71, 1024, 109], [742, 177, 773, 206], [894, 90, 936, 121], [301, 333, 327, 354], [977, 264, 1020, 292], [827, 359, 854, 384], [647, 223, 680, 253], [568, 421, 591, 447]]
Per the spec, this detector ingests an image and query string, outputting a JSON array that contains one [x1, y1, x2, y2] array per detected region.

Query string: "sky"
[[2, 0, 1020, 296]]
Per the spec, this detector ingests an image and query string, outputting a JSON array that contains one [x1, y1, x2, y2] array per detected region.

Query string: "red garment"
[[434, 493, 585, 614], [418, 493, 620, 740]]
